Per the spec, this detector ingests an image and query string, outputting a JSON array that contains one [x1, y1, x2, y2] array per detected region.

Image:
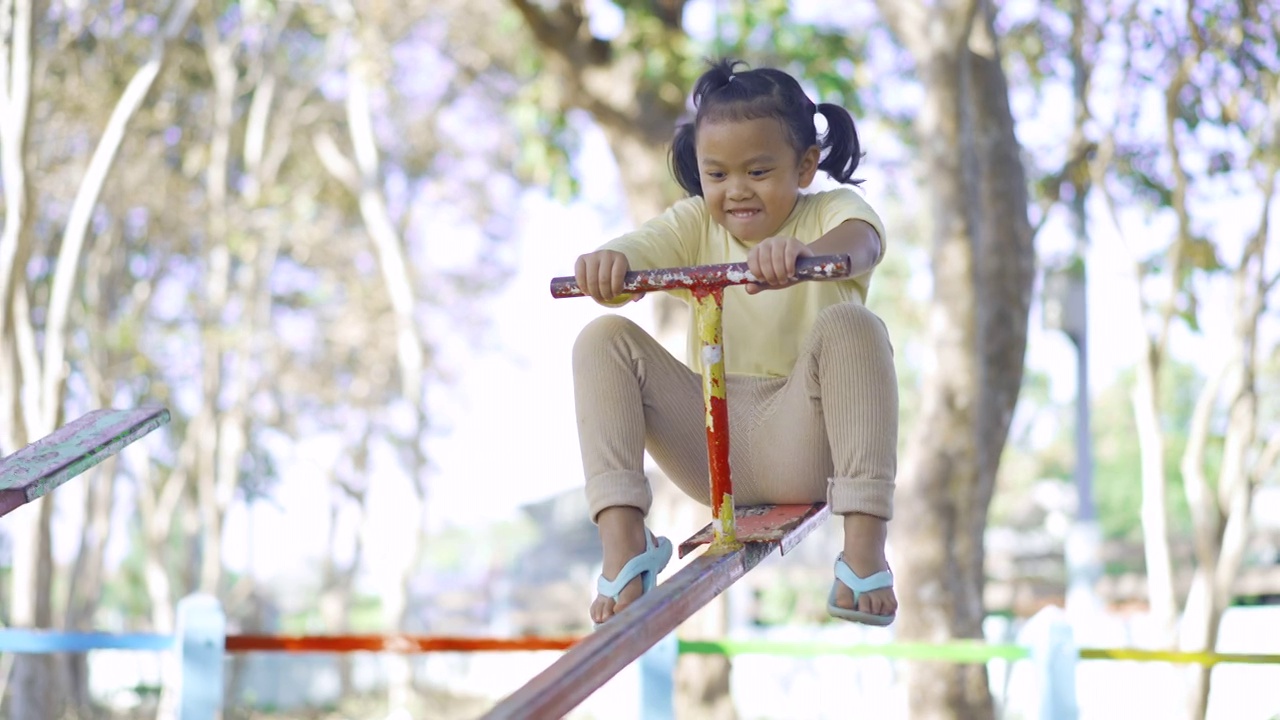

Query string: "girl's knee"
[[573, 314, 644, 361], [815, 303, 890, 346]]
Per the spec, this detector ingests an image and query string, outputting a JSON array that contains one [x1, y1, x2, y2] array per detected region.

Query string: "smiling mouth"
[[727, 209, 760, 219]]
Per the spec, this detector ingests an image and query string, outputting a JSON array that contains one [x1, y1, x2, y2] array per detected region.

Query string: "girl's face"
[[695, 116, 819, 243]]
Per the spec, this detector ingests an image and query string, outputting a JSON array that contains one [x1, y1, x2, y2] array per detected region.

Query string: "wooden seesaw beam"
[[0, 407, 171, 517]]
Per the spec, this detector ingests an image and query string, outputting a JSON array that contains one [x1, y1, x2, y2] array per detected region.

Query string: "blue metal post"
[[1025, 606, 1080, 720], [639, 631, 677, 720], [175, 594, 225, 720]]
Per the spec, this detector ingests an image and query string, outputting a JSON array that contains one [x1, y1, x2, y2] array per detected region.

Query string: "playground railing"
[[3, 594, 1278, 720]]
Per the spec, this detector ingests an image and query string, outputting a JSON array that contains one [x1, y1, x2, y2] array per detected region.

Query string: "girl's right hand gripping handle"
[[549, 254, 852, 299]]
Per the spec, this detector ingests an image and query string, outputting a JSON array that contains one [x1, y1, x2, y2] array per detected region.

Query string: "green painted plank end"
[[0, 407, 170, 516]]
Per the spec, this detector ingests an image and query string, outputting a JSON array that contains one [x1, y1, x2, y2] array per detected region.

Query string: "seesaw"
[[481, 255, 850, 719], [0, 407, 170, 517]]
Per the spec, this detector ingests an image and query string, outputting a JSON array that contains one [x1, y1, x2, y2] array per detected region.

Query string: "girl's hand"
[[746, 236, 813, 295], [574, 250, 645, 304]]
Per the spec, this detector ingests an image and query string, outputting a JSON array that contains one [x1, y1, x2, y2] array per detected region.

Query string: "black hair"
[[669, 58, 864, 198]]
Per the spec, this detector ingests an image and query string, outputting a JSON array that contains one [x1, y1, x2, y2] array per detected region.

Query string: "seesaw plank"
[[481, 541, 775, 720], [481, 502, 830, 720], [0, 407, 171, 517], [678, 502, 829, 558]]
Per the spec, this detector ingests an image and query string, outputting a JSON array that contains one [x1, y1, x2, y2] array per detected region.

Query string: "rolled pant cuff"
[[827, 477, 894, 520], [586, 470, 652, 524]]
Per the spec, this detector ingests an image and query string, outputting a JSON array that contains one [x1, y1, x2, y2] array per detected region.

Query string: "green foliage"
[[494, 0, 879, 201], [281, 593, 384, 633], [712, 0, 872, 114], [508, 96, 579, 202], [752, 581, 799, 626], [991, 356, 1232, 544], [1087, 363, 1211, 541]]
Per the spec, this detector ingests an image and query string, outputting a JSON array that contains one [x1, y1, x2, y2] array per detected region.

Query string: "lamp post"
[[1044, 258, 1102, 619]]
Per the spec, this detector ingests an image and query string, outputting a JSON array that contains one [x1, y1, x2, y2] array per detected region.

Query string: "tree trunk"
[[1, 1, 53, 716], [326, 0, 425, 403], [61, 224, 130, 718], [1179, 174, 1273, 719], [139, 434, 193, 633], [63, 457, 117, 717], [0, 0, 35, 410], [1131, 346, 1178, 635], [878, 1, 1034, 717], [3, 3, 195, 715], [321, 2, 432, 708], [8, 499, 62, 720], [321, 477, 366, 697]]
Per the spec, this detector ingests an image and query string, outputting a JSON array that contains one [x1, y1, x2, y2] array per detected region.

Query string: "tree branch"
[[877, 0, 979, 57], [1181, 359, 1231, 564], [1254, 428, 1280, 486], [40, 0, 198, 438], [312, 130, 360, 191], [509, 0, 578, 57]]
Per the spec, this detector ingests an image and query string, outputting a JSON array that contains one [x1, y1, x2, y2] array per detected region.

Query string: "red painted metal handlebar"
[[548, 254, 852, 298]]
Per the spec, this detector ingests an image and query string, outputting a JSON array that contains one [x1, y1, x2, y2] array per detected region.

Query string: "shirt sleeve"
[[597, 196, 705, 271], [816, 188, 888, 266]]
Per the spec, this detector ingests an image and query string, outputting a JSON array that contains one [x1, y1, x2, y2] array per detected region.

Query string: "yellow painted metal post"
[[694, 289, 740, 552]]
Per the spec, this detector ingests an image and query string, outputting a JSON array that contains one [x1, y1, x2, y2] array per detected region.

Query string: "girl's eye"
[[749, 169, 772, 177], [704, 171, 725, 180]]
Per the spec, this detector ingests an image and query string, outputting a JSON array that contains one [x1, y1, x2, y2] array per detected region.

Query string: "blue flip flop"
[[595, 529, 672, 626], [827, 553, 896, 627]]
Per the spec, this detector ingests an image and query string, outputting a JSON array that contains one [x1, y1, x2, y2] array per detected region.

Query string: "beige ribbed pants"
[[573, 302, 897, 523]]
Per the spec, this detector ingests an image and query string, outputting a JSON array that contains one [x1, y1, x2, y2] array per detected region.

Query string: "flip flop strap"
[[834, 557, 893, 604], [598, 530, 663, 600]]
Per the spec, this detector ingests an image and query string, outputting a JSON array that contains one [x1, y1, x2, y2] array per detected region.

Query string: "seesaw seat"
[[679, 502, 829, 558]]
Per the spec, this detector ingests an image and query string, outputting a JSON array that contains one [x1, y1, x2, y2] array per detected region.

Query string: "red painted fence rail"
[[223, 634, 578, 653]]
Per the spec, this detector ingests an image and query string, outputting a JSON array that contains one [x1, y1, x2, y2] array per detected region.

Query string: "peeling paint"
[[694, 289, 737, 547], [549, 255, 852, 298], [0, 407, 171, 518], [701, 344, 723, 366]]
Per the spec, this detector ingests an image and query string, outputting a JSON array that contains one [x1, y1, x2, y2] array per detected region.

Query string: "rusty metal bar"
[[480, 542, 774, 720], [548, 254, 852, 298]]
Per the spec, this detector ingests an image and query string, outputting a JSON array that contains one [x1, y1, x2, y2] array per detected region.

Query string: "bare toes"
[[591, 597, 616, 624]]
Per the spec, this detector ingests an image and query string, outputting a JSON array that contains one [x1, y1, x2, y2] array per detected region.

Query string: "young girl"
[[572, 59, 898, 627]]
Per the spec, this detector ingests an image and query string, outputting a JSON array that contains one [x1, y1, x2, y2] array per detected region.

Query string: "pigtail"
[[670, 58, 748, 198], [692, 58, 745, 108], [815, 102, 863, 185], [669, 121, 702, 197]]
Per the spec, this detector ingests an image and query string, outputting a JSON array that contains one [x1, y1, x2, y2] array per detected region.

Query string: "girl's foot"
[[591, 506, 651, 624], [835, 513, 898, 618]]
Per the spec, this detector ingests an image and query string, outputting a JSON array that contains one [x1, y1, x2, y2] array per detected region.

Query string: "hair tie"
[[727, 74, 736, 83]]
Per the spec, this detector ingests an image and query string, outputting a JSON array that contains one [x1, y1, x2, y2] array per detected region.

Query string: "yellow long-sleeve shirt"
[[599, 187, 887, 377]]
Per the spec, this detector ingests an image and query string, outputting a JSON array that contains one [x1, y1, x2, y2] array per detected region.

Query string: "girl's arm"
[[745, 220, 882, 294], [807, 219, 882, 278]]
